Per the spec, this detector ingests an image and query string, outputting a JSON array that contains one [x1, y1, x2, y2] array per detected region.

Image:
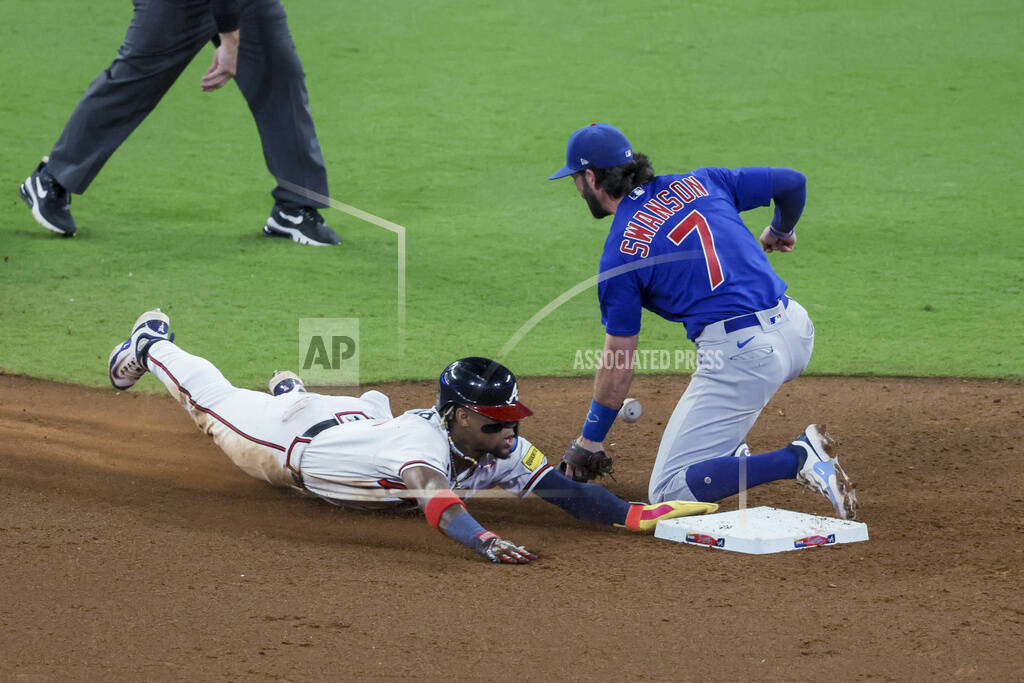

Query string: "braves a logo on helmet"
[[507, 383, 519, 406]]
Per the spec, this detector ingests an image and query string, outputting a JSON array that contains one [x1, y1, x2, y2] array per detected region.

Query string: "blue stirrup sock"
[[684, 445, 801, 502], [532, 469, 630, 526]]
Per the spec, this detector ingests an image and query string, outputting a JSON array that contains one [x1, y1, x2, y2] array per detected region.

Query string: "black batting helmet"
[[435, 357, 533, 421]]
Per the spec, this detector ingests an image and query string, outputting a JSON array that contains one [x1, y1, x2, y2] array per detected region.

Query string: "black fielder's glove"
[[560, 441, 615, 482]]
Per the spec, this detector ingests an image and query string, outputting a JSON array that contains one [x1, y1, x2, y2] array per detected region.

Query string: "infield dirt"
[[1, 373, 1021, 680]]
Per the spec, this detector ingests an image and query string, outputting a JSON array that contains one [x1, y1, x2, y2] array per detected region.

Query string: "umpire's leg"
[[47, 0, 214, 194], [233, 0, 329, 209]]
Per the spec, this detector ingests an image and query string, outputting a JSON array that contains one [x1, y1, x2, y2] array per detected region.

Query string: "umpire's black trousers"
[[48, 0, 329, 209]]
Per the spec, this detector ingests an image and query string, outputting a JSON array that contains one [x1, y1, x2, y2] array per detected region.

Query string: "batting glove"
[[475, 531, 538, 564], [616, 501, 720, 533]]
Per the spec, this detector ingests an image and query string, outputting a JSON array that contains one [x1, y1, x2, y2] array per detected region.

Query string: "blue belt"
[[722, 296, 789, 334]]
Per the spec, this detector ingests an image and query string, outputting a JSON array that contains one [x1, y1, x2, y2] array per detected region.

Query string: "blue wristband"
[[580, 400, 619, 443], [769, 224, 794, 239], [444, 510, 488, 549]]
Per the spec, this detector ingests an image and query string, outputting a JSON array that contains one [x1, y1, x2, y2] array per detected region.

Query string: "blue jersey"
[[598, 167, 789, 340]]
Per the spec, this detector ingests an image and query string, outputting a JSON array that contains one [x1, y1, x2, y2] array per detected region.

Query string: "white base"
[[654, 506, 868, 555]]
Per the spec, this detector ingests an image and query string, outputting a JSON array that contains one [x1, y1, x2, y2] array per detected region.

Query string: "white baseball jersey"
[[145, 342, 554, 509], [147, 342, 397, 487], [298, 409, 553, 510]]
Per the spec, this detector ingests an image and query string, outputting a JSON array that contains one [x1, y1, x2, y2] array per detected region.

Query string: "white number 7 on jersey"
[[666, 210, 724, 290]]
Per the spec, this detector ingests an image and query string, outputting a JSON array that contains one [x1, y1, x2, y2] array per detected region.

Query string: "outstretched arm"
[[402, 466, 537, 563], [532, 468, 717, 532]]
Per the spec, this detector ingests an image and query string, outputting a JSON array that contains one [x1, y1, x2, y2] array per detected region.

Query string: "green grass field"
[[1, 0, 1021, 389]]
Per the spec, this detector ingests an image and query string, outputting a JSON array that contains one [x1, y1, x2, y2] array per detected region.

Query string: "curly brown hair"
[[588, 153, 655, 199]]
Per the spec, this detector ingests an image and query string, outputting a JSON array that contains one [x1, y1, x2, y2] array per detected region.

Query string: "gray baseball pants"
[[47, 0, 328, 209], [648, 298, 816, 503]]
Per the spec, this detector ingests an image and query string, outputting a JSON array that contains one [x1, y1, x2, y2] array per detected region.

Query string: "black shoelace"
[[285, 206, 323, 225]]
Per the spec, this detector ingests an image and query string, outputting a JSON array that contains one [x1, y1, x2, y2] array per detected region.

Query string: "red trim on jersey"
[[377, 479, 408, 489], [424, 490, 465, 530], [524, 463, 554, 493], [398, 460, 447, 477], [285, 436, 312, 476], [335, 410, 370, 423], [149, 356, 285, 452]]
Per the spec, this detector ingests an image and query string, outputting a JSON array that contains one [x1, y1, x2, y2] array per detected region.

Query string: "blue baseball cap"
[[548, 123, 633, 180]]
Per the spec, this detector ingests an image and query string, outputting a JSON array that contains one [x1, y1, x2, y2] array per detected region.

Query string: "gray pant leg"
[[648, 356, 780, 502], [648, 300, 815, 503], [48, 0, 215, 193], [234, 0, 329, 209]]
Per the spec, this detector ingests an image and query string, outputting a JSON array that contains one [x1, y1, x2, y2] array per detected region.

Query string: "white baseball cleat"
[[791, 424, 857, 520], [108, 309, 174, 390]]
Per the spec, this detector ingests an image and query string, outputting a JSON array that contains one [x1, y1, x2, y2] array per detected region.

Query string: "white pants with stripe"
[[648, 298, 815, 503], [146, 341, 391, 488]]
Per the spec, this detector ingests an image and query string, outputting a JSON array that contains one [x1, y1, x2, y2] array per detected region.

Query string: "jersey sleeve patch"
[[521, 445, 545, 471]]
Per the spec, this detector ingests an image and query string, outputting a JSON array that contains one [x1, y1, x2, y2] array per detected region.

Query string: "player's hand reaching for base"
[[760, 225, 796, 253], [409, 467, 538, 565], [617, 500, 720, 533], [476, 531, 538, 564]]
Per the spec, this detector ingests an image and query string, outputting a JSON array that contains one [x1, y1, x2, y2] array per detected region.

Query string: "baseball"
[[619, 398, 643, 423]]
